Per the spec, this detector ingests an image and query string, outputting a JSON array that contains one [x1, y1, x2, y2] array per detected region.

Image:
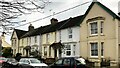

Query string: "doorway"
[[54, 49, 57, 59]]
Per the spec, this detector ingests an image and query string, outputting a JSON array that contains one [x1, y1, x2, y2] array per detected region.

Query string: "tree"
[[2, 47, 13, 57], [0, 0, 51, 34]]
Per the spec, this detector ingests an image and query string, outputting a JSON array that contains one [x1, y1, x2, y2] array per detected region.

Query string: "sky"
[[1, 0, 120, 44]]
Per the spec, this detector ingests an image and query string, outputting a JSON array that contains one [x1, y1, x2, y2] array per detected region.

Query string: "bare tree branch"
[[0, 0, 50, 34]]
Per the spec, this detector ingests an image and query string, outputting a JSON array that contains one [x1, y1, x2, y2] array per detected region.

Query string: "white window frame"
[[89, 21, 98, 35], [90, 42, 98, 57], [100, 21, 104, 34], [89, 20, 104, 36], [90, 42, 104, 58], [68, 28, 72, 39], [29, 37, 31, 44], [65, 45, 71, 56], [14, 39, 16, 47], [59, 30, 61, 41], [44, 47, 47, 56], [46, 33, 50, 43], [101, 42, 104, 56], [22, 39, 24, 46], [34, 36, 37, 43], [73, 45, 76, 55]]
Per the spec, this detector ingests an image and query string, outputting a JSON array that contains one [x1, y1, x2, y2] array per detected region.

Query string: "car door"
[[63, 58, 71, 68], [50, 59, 63, 68], [24, 60, 30, 64]]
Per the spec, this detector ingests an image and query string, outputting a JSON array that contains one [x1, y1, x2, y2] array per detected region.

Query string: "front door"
[[54, 49, 57, 59]]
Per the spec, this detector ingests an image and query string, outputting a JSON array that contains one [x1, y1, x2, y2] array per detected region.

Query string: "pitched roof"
[[21, 15, 84, 38], [21, 25, 48, 38], [80, 1, 120, 24], [14, 29, 28, 39], [20, 1, 120, 38]]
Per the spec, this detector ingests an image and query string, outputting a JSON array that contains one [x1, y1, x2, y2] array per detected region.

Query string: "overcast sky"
[[18, 0, 120, 29], [2, 0, 120, 44]]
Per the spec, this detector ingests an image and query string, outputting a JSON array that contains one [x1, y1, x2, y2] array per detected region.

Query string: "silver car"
[[19, 58, 48, 68]]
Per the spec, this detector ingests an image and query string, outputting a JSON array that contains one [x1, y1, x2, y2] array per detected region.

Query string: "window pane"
[[101, 42, 104, 56], [101, 21, 103, 33], [91, 43, 98, 56], [46, 34, 50, 42], [68, 28, 72, 38], [65, 45, 71, 56], [65, 45, 71, 50], [66, 51, 71, 56], [44, 47, 47, 56], [59, 31, 61, 40], [35, 36, 37, 43], [69, 35, 72, 38], [73, 45, 76, 55], [90, 22, 98, 34]]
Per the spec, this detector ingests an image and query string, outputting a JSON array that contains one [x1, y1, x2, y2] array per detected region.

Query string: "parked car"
[[0, 57, 7, 66], [2, 58, 20, 68], [2, 58, 34, 68], [19, 58, 48, 68], [49, 57, 89, 68]]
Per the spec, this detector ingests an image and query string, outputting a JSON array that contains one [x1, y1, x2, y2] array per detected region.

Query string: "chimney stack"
[[28, 24, 34, 31], [50, 18, 58, 24], [1, 32, 5, 36]]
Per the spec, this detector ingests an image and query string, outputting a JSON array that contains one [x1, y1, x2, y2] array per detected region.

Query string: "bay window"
[[91, 43, 98, 56], [65, 45, 71, 56], [90, 22, 98, 35]]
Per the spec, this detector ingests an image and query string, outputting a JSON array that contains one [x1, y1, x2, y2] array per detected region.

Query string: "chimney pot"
[[50, 18, 58, 24], [28, 24, 34, 31]]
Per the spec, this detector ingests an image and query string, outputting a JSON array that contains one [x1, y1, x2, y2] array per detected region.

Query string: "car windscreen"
[[7, 58, 17, 62], [30, 59, 41, 63]]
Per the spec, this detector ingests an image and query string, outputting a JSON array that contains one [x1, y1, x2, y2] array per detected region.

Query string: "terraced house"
[[11, 29, 28, 55], [11, 1, 120, 67], [41, 17, 82, 59]]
